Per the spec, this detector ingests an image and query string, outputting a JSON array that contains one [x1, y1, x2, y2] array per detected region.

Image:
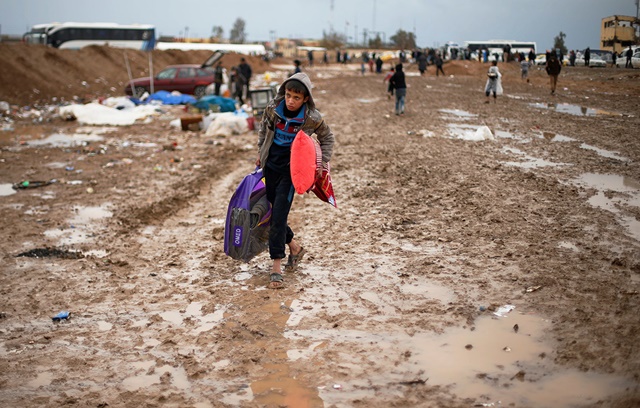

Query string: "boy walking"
[[256, 73, 335, 288]]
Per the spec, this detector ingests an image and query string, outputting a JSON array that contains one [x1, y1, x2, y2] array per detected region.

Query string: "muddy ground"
[[1, 43, 640, 407]]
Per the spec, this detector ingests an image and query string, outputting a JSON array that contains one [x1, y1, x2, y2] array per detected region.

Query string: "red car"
[[124, 64, 215, 98]]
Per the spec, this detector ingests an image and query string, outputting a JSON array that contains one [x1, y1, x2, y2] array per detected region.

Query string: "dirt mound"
[[0, 43, 270, 106]]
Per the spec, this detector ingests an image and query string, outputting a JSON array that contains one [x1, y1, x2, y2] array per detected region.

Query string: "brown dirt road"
[[1, 44, 639, 407]]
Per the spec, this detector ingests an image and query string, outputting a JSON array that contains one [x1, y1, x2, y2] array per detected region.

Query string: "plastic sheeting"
[[193, 95, 237, 113], [146, 90, 197, 105], [59, 103, 160, 126]]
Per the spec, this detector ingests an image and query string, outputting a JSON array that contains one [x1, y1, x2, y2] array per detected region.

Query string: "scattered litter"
[[513, 324, 519, 333], [52, 311, 70, 322], [503, 346, 511, 352], [280, 302, 293, 312], [493, 304, 515, 317], [479, 306, 487, 312], [473, 401, 501, 407], [525, 285, 542, 293], [12, 179, 57, 190], [332, 384, 342, 390]]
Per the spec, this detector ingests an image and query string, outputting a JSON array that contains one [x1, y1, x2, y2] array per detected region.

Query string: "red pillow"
[[290, 130, 320, 194]]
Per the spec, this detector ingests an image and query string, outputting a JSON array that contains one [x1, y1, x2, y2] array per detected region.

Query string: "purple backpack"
[[224, 169, 271, 262]]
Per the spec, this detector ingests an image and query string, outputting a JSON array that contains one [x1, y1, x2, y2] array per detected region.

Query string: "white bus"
[[23, 22, 156, 51], [464, 40, 537, 60]]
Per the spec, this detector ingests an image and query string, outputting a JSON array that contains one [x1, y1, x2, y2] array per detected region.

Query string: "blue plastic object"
[[52, 311, 70, 321]]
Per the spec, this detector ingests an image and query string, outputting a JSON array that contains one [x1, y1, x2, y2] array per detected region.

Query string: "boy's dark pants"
[[263, 166, 295, 260]]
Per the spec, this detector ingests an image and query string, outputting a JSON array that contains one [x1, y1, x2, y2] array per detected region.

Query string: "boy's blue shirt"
[[273, 100, 306, 147]]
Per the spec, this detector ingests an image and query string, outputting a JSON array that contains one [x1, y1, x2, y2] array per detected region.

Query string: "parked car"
[[125, 51, 226, 98], [575, 53, 607, 68], [615, 48, 640, 68], [534, 54, 546, 65]]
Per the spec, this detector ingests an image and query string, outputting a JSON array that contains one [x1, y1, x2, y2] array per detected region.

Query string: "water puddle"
[[44, 203, 113, 245], [250, 301, 323, 407], [500, 146, 569, 168], [530, 102, 621, 117], [26, 132, 105, 147], [287, 311, 633, 406], [27, 370, 54, 388], [541, 132, 577, 142], [122, 363, 190, 392], [439, 109, 477, 119], [574, 173, 640, 241], [356, 98, 380, 103], [159, 302, 226, 334], [97, 321, 113, 331], [580, 143, 629, 162], [0, 183, 17, 196]]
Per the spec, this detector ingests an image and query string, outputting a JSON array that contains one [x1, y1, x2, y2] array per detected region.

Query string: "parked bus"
[[464, 40, 537, 60], [23, 22, 156, 50]]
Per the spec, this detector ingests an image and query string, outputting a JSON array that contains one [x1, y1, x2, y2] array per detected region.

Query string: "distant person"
[[383, 66, 395, 99], [323, 51, 328, 64], [417, 53, 428, 75], [375, 56, 383, 73], [238, 57, 252, 98], [292, 59, 302, 75], [626, 47, 633, 68], [546, 52, 562, 95], [213, 62, 224, 96], [569, 50, 576, 66], [484, 60, 502, 103], [520, 58, 530, 82], [230, 66, 246, 105], [389, 63, 407, 115], [435, 54, 445, 76], [528, 48, 536, 64], [307, 50, 314, 67], [584, 47, 591, 67], [612, 51, 617, 67]]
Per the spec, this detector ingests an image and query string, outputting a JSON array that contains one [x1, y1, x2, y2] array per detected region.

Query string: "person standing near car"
[[626, 47, 633, 68], [238, 57, 252, 100], [584, 47, 591, 67], [612, 51, 617, 68], [213, 62, 224, 96], [546, 52, 562, 95]]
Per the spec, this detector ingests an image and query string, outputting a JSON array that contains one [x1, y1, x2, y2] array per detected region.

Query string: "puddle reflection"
[[530, 102, 621, 117], [287, 312, 634, 406]]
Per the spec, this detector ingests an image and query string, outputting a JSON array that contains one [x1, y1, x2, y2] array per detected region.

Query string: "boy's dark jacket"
[[257, 73, 334, 168]]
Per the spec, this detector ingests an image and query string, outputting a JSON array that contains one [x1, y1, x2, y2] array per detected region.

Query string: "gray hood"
[[276, 72, 316, 111]]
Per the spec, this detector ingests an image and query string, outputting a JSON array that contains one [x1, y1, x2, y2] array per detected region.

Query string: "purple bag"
[[224, 168, 271, 262]]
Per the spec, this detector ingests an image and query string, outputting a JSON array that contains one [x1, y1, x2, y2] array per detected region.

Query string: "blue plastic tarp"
[[146, 90, 197, 105], [193, 95, 237, 113]]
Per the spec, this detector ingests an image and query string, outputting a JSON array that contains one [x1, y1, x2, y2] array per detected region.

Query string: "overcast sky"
[[1, 0, 637, 51]]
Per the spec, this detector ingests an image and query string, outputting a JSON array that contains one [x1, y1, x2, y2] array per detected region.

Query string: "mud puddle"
[[574, 173, 640, 241], [530, 102, 622, 117], [0, 183, 17, 196], [499, 147, 570, 169], [285, 309, 633, 407], [44, 203, 113, 246]]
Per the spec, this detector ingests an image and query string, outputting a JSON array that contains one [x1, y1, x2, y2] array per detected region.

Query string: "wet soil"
[[1, 44, 640, 407]]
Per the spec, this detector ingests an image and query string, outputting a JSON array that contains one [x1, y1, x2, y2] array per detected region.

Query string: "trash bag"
[[224, 168, 271, 262]]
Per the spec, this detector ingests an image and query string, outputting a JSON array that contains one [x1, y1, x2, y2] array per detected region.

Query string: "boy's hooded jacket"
[[258, 73, 334, 169]]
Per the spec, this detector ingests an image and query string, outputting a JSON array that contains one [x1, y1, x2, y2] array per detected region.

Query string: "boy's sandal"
[[269, 273, 284, 289], [284, 247, 306, 272]]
